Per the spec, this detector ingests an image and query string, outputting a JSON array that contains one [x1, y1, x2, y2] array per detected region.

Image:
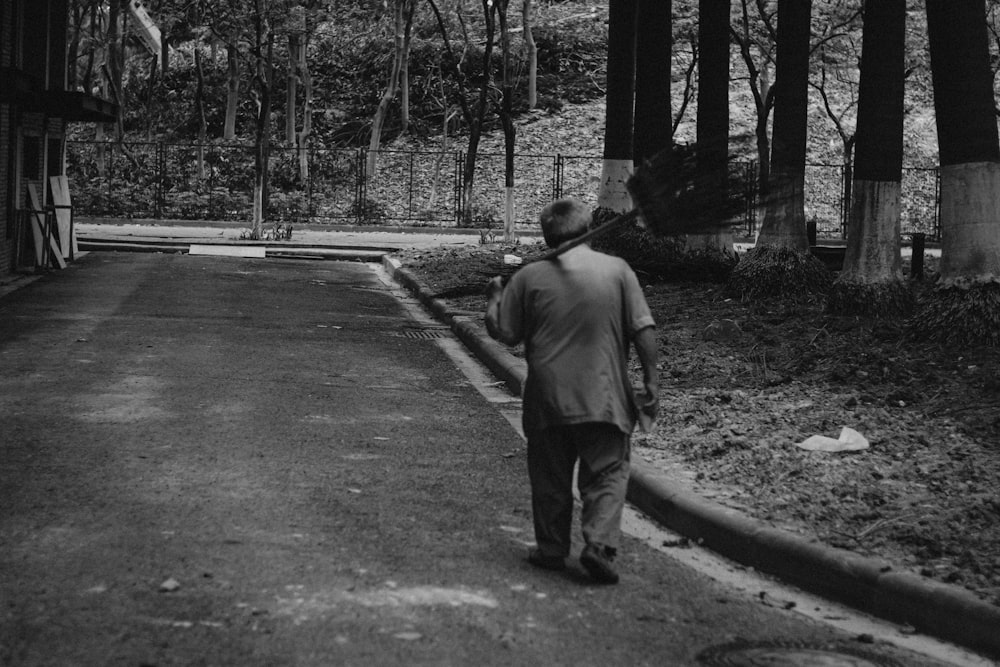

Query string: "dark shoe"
[[580, 544, 619, 584], [527, 548, 566, 571]]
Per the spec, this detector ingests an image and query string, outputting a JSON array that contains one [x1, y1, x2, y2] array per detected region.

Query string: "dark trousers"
[[526, 423, 630, 558]]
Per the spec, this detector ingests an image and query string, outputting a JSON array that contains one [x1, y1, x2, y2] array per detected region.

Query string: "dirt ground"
[[396, 243, 1000, 610]]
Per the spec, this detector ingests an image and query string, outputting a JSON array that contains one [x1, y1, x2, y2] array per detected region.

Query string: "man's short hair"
[[540, 199, 591, 248]]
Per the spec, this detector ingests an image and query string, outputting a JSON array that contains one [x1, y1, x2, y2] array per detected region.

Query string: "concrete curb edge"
[[78, 239, 387, 262], [383, 254, 1000, 660]]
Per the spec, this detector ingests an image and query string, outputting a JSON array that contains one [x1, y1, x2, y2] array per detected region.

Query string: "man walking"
[[485, 199, 658, 584]]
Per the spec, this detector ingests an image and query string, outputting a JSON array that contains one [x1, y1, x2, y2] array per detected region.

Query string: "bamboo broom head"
[[626, 144, 744, 237]]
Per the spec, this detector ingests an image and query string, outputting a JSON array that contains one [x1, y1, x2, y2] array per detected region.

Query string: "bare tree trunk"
[[252, 4, 274, 237], [757, 0, 811, 250], [82, 2, 99, 92], [497, 0, 516, 241], [523, 0, 537, 108], [68, 2, 83, 91], [426, 107, 455, 214], [461, 0, 497, 226], [286, 31, 299, 145], [161, 30, 170, 74], [224, 42, 240, 141], [106, 0, 125, 140], [400, 1, 416, 135], [837, 0, 903, 297], [689, 0, 734, 253], [297, 30, 313, 182], [145, 56, 158, 141], [734, 0, 775, 198], [633, 0, 671, 162], [195, 46, 208, 180], [367, 0, 407, 179], [927, 0, 1000, 283], [426, 0, 490, 226], [597, 0, 636, 213]]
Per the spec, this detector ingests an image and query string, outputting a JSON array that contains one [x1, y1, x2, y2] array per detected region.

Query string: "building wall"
[[2, 0, 99, 276], [1, 0, 13, 275], [1, 104, 11, 276], [2, 0, 69, 275]]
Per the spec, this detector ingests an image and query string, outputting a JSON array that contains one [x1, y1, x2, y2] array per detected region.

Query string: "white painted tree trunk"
[[504, 187, 515, 242], [839, 180, 903, 283], [939, 161, 1000, 284], [253, 181, 264, 236], [597, 159, 633, 213]]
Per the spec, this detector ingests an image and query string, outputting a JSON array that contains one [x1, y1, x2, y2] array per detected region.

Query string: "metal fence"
[[65, 140, 941, 239]]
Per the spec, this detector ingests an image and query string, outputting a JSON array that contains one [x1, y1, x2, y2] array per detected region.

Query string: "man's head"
[[540, 199, 591, 248]]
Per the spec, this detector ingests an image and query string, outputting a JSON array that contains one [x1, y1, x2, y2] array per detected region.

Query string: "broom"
[[513, 146, 742, 269]]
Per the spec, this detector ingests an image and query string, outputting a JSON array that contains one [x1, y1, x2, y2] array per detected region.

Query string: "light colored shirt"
[[496, 245, 655, 434]]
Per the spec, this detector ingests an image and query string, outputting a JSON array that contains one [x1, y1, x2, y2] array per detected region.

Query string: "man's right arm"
[[632, 325, 659, 420], [485, 276, 522, 346]]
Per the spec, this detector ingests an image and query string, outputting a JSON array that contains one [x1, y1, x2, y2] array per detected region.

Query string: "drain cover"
[[696, 640, 902, 667], [394, 328, 449, 340]]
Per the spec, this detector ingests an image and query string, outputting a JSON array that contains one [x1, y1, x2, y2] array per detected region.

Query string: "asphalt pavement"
[[0, 221, 990, 666]]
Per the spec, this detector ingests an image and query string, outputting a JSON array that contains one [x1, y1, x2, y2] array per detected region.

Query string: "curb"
[[77, 238, 388, 262], [383, 254, 1000, 661], [76, 217, 548, 239], [385, 257, 525, 397]]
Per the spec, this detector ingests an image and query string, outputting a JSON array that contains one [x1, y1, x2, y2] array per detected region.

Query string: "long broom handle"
[[532, 208, 639, 263]]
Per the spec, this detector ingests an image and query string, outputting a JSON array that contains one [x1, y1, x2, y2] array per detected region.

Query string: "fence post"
[[107, 143, 114, 210], [934, 167, 942, 241], [911, 232, 926, 281], [408, 151, 415, 221], [744, 160, 757, 237], [306, 147, 314, 221], [356, 147, 366, 223], [552, 154, 564, 201], [841, 163, 852, 238], [207, 145, 214, 220], [454, 151, 464, 226], [155, 142, 165, 219]]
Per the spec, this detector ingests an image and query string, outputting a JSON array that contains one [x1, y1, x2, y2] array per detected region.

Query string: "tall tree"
[[366, 0, 416, 179], [250, 0, 275, 237], [223, 40, 240, 140], [732, 0, 777, 197], [496, 0, 517, 241], [105, 0, 127, 139], [295, 6, 315, 182], [426, 0, 495, 226], [920, 0, 1000, 344], [757, 0, 811, 249], [523, 0, 538, 109], [808, 0, 862, 236], [729, 0, 831, 299], [633, 0, 671, 163], [827, 0, 908, 316], [690, 0, 734, 253], [199, 0, 249, 141], [597, 0, 637, 213], [285, 5, 306, 145]]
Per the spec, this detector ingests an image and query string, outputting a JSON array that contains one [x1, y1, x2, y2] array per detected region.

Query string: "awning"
[[0, 69, 118, 123], [43, 90, 119, 123]]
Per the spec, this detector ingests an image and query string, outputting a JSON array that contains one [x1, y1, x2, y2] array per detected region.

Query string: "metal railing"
[[65, 140, 941, 240]]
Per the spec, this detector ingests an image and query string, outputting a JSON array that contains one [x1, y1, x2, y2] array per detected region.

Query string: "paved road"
[[0, 253, 951, 666]]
